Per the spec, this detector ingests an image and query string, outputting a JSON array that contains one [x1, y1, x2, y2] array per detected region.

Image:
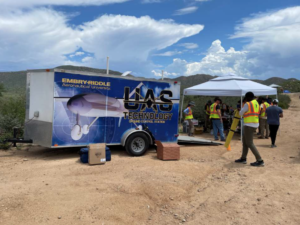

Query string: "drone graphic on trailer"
[[57, 82, 173, 141]]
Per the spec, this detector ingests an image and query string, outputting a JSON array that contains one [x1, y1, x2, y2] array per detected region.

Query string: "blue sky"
[[0, 0, 300, 79]]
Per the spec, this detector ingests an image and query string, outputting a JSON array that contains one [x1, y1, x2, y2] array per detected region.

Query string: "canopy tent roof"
[[183, 75, 277, 97], [269, 84, 282, 88]]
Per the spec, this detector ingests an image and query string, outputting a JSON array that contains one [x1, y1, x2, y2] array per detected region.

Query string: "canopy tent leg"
[[180, 94, 185, 123], [241, 95, 243, 142]]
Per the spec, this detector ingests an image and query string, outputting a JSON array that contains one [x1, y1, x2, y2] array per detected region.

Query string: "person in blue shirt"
[[266, 99, 283, 148]]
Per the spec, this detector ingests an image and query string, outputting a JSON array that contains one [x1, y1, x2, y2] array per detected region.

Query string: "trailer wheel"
[[125, 133, 149, 156]]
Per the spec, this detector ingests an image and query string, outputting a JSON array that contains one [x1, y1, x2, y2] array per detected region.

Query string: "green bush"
[[277, 94, 291, 109], [0, 83, 5, 97], [0, 94, 26, 150], [0, 133, 12, 150]]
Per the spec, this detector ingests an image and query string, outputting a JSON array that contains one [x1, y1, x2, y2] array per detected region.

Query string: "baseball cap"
[[189, 101, 196, 106], [273, 99, 279, 104]]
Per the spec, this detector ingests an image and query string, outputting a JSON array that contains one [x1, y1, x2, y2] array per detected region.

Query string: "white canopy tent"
[[181, 75, 278, 140]]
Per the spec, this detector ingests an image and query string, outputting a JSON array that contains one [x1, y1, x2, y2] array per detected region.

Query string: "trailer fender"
[[121, 129, 153, 147]]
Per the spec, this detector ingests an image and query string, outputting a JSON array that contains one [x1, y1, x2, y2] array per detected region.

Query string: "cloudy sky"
[[0, 0, 299, 79]]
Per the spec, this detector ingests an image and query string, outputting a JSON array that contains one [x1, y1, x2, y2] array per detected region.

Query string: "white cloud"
[[141, 81, 180, 99], [0, 8, 79, 69], [141, 0, 161, 3], [75, 51, 85, 56], [195, 0, 211, 2], [163, 6, 300, 79], [154, 50, 182, 56], [82, 56, 93, 62], [0, 0, 129, 8], [0, 8, 204, 74], [230, 6, 300, 78], [231, 6, 300, 58], [70, 51, 85, 57], [151, 70, 179, 77], [164, 40, 250, 76], [178, 42, 198, 49], [78, 15, 203, 62], [174, 6, 198, 16]]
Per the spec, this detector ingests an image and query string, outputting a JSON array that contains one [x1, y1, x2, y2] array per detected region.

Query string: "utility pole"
[[161, 70, 164, 80], [106, 56, 109, 75]]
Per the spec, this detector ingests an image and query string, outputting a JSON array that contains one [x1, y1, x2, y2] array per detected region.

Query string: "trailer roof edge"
[[26, 69, 181, 85]]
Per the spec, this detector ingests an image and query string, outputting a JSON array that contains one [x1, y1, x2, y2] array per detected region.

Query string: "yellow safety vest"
[[205, 105, 210, 115], [244, 100, 260, 124], [185, 107, 193, 120], [210, 103, 220, 119], [260, 102, 270, 117]]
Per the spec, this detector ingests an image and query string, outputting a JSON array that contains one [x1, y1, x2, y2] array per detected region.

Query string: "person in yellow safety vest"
[[210, 97, 226, 141], [184, 101, 196, 136], [235, 92, 265, 167], [204, 100, 212, 132], [258, 97, 270, 139]]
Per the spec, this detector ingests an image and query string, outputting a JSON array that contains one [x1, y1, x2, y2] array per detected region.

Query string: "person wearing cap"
[[266, 99, 283, 148], [235, 92, 264, 167], [258, 97, 270, 139], [210, 97, 226, 141], [184, 101, 196, 136], [204, 100, 212, 132]]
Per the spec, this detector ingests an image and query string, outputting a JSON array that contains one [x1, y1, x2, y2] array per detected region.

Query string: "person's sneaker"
[[250, 160, 264, 167], [235, 158, 247, 164], [257, 132, 261, 135], [271, 145, 275, 148], [221, 139, 226, 142]]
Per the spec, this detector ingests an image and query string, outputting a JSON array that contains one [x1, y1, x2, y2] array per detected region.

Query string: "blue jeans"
[[212, 119, 225, 140]]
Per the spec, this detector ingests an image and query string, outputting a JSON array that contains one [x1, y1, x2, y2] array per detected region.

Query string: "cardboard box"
[[155, 140, 180, 160], [194, 127, 203, 135], [88, 143, 106, 165]]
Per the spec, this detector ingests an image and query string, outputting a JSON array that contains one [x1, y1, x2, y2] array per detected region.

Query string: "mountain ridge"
[[0, 65, 298, 93]]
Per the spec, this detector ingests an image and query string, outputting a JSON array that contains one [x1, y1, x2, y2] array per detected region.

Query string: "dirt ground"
[[1, 93, 300, 225]]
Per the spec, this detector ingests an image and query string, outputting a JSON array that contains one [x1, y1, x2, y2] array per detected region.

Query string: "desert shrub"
[[0, 94, 26, 150], [278, 94, 291, 109], [0, 83, 4, 96]]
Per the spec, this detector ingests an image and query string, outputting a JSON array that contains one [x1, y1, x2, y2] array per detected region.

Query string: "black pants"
[[269, 124, 279, 145]]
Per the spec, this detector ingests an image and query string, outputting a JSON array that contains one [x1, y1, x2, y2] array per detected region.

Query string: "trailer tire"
[[125, 133, 149, 156]]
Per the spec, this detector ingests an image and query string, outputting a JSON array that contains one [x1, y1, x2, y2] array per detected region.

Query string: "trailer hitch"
[[5, 127, 33, 147]]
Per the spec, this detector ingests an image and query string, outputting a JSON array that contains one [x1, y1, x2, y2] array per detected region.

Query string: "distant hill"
[[281, 80, 300, 93], [0, 65, 298, 94], [167, 74, 216, 93], [0, 70, 29, 95]]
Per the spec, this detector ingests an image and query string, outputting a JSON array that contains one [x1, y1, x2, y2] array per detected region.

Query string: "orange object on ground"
[[155, 140, 180, 160], [227, 145, 231, 151]]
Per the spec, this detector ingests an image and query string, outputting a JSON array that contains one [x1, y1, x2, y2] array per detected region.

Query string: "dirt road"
[[1, 93, 300, 225]]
